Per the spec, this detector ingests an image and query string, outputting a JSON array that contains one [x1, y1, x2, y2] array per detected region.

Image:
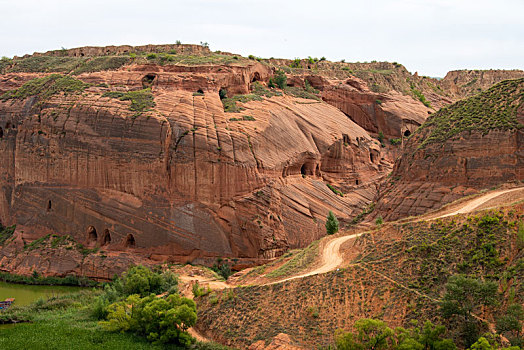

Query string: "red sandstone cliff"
[[0, 54, 387, 270]]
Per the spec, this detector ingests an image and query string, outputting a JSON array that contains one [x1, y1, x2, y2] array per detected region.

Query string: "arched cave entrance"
[[404, 129, 411, 137], [251, 72, 261, 83], [355, 179, 359, 185], [370, 152, 375, 163], [142, 74, 157, 88], [87, 226, 97, 244], [102, 229, 111, 246], [300, 164, 307, 176], [47, 200, 52, 212], [219, 88, 227, 100], [125, 234, 136, 248], [197, 89, 204, 95]]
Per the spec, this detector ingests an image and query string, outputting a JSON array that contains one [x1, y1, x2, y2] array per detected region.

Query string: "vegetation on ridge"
[[0, 74, 90, 101], [417, 78, 524, 148]]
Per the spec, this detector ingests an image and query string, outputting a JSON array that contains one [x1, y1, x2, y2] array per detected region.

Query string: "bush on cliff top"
[[0, 74, 90, 101]]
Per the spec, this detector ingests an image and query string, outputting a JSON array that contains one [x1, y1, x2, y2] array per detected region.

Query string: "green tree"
[[496, 304, 523, 347], [440, 275, 498, 347], [336, 319, 394, 350], [117, 265, 177, 297], [326, 211, 339, 235]]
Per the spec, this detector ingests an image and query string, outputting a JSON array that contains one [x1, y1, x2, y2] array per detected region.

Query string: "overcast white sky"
[[0, 0, 522, 77]]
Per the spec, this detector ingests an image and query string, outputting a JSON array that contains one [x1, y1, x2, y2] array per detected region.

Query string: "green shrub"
[[389, 138, 401, 145], [411, 86, 432, 107], [290, 58, 301, 68], [211, 259, 233, 280], [146, 53, 157, 60], [100, 293, 196, 345], [327, 184, 344, 197], [325, 211, 339, 235], [375, 216, 383, 226], [273, 70, 287, 90], [115, 265, 177, 297]]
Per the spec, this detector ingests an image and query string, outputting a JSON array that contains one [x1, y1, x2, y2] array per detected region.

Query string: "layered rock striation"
[[0, 52, 386, 266]]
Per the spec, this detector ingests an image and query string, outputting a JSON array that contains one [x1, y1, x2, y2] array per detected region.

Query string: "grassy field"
[[0, 289, 232, 349]]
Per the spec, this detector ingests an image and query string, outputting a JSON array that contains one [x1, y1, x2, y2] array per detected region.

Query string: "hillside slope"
[[375, 78, 524, 221], [196, 202, 524, 349]]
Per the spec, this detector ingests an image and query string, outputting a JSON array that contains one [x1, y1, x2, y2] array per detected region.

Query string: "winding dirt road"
[[278, 186, 524, 283]]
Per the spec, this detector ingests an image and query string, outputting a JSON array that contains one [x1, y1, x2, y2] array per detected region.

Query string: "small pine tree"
[[325, 211, 339, 235]]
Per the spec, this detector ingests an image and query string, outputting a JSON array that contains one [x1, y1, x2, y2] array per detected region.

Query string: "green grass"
[[1, 74, 90, 101], [5, 56, 85, 74], [327, 184, 344, 197], [418, 78, 524, 148], [222, 94, 262, 113], [410, 84, 431, 107], [265, 240, 320, 279], [72, 56, 131, 75], [0, 225, 15, 246], [0, 286, 235, 349], [0, 290, 177, 349], [102, 88, 156, 117], [1, 55, 130, 75]]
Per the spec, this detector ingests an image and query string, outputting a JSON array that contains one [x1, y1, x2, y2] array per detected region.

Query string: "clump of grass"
[[411, 84, 431, 107], [102, 88, 156, 116], [327, 184, 344, 197], [1, 74, 90, 101], [229, 115, 256, 122], [222, 94, 262, 113]]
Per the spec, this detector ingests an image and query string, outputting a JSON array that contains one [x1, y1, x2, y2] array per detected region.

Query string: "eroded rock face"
[[319, 77, 430, 137], [0, 61, 386, 265], [375, 79, 524, 220]]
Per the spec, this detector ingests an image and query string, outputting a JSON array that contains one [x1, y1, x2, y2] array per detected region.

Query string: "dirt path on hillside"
[[187, 186, 521, 344], [274, 186, 524, 283], [434, 187, 524, 218]]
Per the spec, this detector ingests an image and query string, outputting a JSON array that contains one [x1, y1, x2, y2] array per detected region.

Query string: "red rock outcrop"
[[375, 78, 524, 221], [0, 57, 386, 268]]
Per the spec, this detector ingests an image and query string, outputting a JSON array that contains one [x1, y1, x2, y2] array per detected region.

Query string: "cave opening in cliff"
[[356, 179, 359, 185], [47, 200, 52, 212], [197, 89, 204, 95], [404, 129, 411, 137], [102, 229, 111, 246], [219, 88, 227, 100], [125, 234, 136, 247], [301, 164, 307, 176], [251, 72, 261, 83], [87, 226, 97, 244], [142, 74, 157, 88], [0, 127, 3, 139], [370, 153, 375, 163]]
